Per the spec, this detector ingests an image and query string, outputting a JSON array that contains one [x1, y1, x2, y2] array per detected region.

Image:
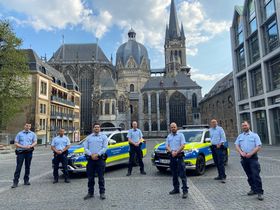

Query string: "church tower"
[[165, 0, 187, 75]]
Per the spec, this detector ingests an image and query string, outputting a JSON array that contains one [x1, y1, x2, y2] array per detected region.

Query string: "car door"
[[107, 133, 127, 163], [203, 131, 213, 160]]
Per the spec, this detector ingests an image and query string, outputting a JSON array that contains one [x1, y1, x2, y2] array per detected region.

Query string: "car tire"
[[195, 155, 206, 175], [156, 166, 167, 172], [223, 149, 228, 166]]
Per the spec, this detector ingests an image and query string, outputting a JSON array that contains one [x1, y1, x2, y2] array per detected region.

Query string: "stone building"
[[48, 0, 202, 135], [231, 0, 280, 144], [199, 73, 238, 141]]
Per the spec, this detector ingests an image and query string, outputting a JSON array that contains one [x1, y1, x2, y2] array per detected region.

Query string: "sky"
[[0, 0, 244, 96]]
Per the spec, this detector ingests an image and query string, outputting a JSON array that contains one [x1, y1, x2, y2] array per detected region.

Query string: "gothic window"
[[100, 101, 103, 115], [192, 93, 198, 108], [143, 93, 148, 114], [160, 121, 167, 131], [130, 84, 135, 92], [130, 105, 133, 114], [159, 92, 166, 114], [118, 96, 125, 113], [112, 101, 115, 115], [169, 91, 186, 127], [105, 102, 110, 115], [144, 122, 149, 131], [152, 122, 157, 131], [151, 93, 157, 114]]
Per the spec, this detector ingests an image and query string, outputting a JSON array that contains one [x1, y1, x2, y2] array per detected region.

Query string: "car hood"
[[68, 144, 84, 154], [154, 142, 202, 151]]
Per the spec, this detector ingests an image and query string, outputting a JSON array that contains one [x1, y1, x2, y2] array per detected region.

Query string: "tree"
[[0, 20, 31, 131]]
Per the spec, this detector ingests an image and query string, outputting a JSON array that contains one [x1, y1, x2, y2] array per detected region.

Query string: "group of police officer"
[[11, 119, 264, 201]]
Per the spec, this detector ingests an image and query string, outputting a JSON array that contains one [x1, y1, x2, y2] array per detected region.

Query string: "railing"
[[51, 96, 75, 107]]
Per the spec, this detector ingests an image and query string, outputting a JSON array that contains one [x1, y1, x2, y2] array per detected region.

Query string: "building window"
[[151, 93, 156, 114], [100, 101, 103, 115], [40, 104, 46, 114], [160, 121, 167, 131], [251, 68, 264, 96], [240, 113, 251, 124], [130, 105, 133, 114], [264, 18, 279, 53], [152, 122, 157, 131], [118, 96, 125, 113], [143, 94, 148, 114], [112, 102, 115, 115], [248, 0, 257, 35], [40, 81, 47, 95], [236, 46, 246, 71], [248, 33, 260, 64], [236, 15, 244, 46], [159, 92, 166, 114], [40, 119, 46, 130], [264, 0, 276, 20], [105, 102, 110, 115], [144, 122, 149, 131], [192, 93, 198, 108], [268, 56, 280, 91], [238, 74, 248, 100], [130, 84, 134, 92]]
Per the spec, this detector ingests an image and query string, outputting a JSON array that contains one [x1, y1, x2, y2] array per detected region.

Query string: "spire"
[[180, 22, 185, 39], [128, 28, 136, 40], [168, 0, 180, 39], [165, 24, 170, 43]]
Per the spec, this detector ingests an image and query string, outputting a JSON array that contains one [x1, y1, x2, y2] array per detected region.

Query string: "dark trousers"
[[211, 145, 226, 179], [241, 155, 263, 194], [128, 144, 144, 172], [86, 159, 105, 195], [13, 152, 33, 183], [170, 156, 188, 193], [53, 152, 69, 180]]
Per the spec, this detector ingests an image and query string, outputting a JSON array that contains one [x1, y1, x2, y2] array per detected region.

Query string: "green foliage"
[[0, 20, 31, 130]]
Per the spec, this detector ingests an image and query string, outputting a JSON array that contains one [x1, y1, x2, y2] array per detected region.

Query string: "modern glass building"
[[231, 0, 280, 145]]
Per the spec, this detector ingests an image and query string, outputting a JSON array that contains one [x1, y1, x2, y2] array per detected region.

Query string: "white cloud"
[[191, 68, 226, 81]]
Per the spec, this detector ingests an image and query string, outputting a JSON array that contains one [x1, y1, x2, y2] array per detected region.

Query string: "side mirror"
[[108, 139, 117, 145], [205, 138, 211, 143]]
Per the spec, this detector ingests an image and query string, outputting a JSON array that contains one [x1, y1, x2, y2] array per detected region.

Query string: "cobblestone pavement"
[[0, 140, 279, 210]]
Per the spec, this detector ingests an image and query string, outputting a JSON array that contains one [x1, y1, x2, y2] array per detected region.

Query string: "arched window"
[[112, 101, 115, 115], [105, 102, 110, 115], [169, 91, 186, 127], [143, 93, 148, 114], [130, 105, 133, 114], [152, 122, 157, 131], [130, 84, 135, 92], [192, 93, 197, 108], [118, 96, 125, 113], [151, 93, 156, 114], [144, 122, 149, 131], [159, 92, 166, 114], [160, 121, 167, 131]]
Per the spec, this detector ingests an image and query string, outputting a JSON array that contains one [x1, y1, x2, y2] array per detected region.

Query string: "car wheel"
[[156, 166, 167, 172], [223, 149, 228, 166], [195, 155, 206, 175]]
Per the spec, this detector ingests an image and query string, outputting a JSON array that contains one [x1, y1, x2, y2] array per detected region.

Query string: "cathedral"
[[48, 0, 202, 135]]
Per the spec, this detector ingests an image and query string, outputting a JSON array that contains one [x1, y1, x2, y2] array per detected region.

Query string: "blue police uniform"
[[166, 132, 188, 193], [127, 128, 145, 174], [51, 135, 71, 182], [209, 126, 227, 180], [13, 130, 37, 186], [235, 131, 264, 195], [83, 133, 108, 196]]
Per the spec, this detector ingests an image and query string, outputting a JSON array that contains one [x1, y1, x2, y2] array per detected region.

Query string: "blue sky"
[[0, 0, 244, 95]]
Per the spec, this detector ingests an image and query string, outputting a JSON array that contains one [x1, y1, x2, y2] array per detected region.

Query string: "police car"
[[151, 125, 229, 175], [66, 129, 147, 173]]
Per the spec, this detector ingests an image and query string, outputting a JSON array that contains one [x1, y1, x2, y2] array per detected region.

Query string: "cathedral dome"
[[116, 29, 150, 68]]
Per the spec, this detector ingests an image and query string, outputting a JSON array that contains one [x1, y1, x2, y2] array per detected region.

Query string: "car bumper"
[[152, 158, 197, 170]]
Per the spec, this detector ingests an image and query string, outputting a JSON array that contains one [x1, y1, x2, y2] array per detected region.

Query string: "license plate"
[[159, 159, 170, 164]]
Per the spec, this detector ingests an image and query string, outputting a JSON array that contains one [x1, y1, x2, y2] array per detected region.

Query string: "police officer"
[[51, 128, 71, 184], [83, 123, 108, 200], [209, 119, 227, 183], [235, 121, 264, 201], [126, 121, 146, 176], [166, 122, 188, 199], [11, 123, 37, 188]]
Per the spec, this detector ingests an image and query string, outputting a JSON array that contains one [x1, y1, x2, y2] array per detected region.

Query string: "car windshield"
[[179, 130, 203, 143], [78, 132, 113, 145]]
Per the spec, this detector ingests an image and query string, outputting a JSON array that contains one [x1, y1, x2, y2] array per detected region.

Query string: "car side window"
[[111, 133, 123, 143], [204, 131, 210, 141], [122, 133, 128, 142]]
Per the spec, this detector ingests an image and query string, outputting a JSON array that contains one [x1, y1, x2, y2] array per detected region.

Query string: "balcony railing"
[[51, 96, 75, 107]]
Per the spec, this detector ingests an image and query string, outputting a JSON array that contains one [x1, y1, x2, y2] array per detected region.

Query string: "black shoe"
[[64, 179, 70, 183], [214, 176, 222, 180], [83, 194, 94, 200], [24, 181, 30, 186], [100, 193, 106, 200], [11, 183, 18, 188], [126, 172, 131, 176], [169, 189, 180, 195], [182, 192, 188, 199], [53, 179, 58, 184], [247, 190, 257, 196], [257, 194, 264, 201], [220, 178, 226, 184], [140, 171, 146, 175]]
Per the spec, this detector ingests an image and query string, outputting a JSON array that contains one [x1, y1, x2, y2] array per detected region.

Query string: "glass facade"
[[248, 0, 257, 34], [251, 68, 263, 96], [268, 56, 280, 91], [236, 15, 244, 46], [236, 46, 246, 71], [248, 33, 260, 64], [238, 74, 248, 100], [254, 111, 269, 144], [272, 107, 280, 144], [264, 0, 276, 20], [265, 18, 279, 52]]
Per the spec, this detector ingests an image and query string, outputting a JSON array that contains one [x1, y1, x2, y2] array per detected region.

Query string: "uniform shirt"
[[51, 135, 70, 151], [234, 131, 262, 153], [209, 126, 226, 145], [166, 132, 186, 151], [127, 128, 143, 143], [15, 130, 37, 146], [83, 133, 108, 156]]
